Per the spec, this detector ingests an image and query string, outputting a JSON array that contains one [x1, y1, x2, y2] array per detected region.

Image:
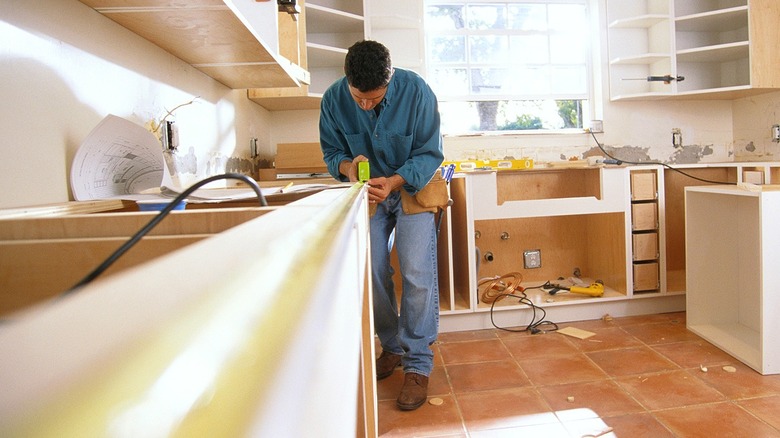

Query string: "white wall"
[[733, 91, 780, 161], [0, 0, 274, 209]]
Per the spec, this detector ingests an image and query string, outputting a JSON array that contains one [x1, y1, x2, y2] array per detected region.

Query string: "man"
[[319, 40, 444, 411]]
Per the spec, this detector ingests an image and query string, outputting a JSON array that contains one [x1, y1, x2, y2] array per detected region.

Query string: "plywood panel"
[[630, 171, 657, 201], [276, 142, 328, 174], [78, 0, 307, 89], [750, 0, 780, 88], [0, 208, 269, 240], [449, 177, 471, 310], [633, 262, 659, 292], [0, 236, 204, 316], [663, 167, 736, 271], [473, 212, 627, 294], [631, 203, 658, 231], [496, 169, 601, 204], [0, 199, 131, 219], [633, 232, 659, 261]]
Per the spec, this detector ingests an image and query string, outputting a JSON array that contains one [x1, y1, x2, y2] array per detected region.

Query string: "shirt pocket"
[[380, 132, 413, 167], [345, 132, 371, 156]]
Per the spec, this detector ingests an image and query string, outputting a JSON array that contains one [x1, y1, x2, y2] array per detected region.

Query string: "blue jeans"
[[370, 191, 439, 377]]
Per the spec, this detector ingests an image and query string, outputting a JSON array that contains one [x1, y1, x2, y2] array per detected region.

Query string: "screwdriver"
[[622, 75, 685, 84]]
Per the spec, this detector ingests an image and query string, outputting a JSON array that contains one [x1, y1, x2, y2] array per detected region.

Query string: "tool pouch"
[[400, 173, 450, 215]]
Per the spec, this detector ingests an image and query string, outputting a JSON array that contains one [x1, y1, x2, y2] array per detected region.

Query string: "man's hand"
[[339, 156, 369, 182], [367, 174, 405, 204]]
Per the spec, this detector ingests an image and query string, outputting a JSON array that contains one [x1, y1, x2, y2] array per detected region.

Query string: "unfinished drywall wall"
[[733, 91, 780, 161], [0, 0, 273, 209]]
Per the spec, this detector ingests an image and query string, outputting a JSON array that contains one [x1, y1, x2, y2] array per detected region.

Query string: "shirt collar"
[[381, 70, 396, 107]]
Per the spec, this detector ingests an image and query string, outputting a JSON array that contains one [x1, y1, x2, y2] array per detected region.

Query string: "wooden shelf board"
[[306, 3, 364, 33], [307, 43, 348, 68], [249, 93, 323, 111], [675, 6, 748, 32], [609, 14, 669, 29], [677, 41, 748, 63]]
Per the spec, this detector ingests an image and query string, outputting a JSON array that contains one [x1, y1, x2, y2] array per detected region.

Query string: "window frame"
[[422, 0, 598, 135]]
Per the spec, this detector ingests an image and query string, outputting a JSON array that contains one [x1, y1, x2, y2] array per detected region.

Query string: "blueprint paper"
[[70, 114, 284, 203], [70, 114, 164, 201]]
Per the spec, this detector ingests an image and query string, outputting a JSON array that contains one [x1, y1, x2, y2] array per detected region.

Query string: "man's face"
[[348, 85, 387, 111]]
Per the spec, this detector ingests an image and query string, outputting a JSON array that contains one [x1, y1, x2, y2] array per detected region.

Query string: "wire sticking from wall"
[[589, 130, 737, 185]]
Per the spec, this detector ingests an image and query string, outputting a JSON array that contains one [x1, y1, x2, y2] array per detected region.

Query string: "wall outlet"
[[672, 128, 682, 148], [523, 249, 541, 269], [161, 120, 179, 151]]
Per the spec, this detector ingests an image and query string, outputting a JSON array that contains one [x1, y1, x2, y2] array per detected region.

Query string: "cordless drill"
[[546, 281, 605, 297], [569, 282, 605, 297]]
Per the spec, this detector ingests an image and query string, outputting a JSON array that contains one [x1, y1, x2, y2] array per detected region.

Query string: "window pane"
[[550, 34, 584, 64], [429, 68, 470, 95], [438, 99, 587, 133], [508, 4, 547, 30], [511, 67, 550, 95], [468, 35, 508, 63], [551, 66, 587, 94], [467, 4, 506, 29], [470, 68, 510, 94], [426, 5, 466, 30], [499, 100, 557, 129], [548, 4, 586, 31], [429, 36, 466, 63], [439, 101, 479, 132], [510, 35, 549, 64]]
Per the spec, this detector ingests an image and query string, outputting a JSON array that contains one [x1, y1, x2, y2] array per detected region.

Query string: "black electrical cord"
[[589, 130, 736, 185], [488, 285, 559, 334], [63, 173, 267, 294]]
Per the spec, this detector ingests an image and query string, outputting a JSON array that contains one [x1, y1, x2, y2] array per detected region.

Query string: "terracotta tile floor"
[[376, 312, 780, 437]]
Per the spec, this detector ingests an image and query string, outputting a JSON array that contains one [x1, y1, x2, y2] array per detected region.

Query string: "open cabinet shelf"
[[606, 0, 780, 100]]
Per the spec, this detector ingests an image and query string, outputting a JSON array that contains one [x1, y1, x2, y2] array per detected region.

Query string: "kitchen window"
[[424, 0, 592, 135]]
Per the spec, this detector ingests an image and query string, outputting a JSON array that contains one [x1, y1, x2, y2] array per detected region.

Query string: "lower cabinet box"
[[632, 232, 658, 261], [633, 262, 659, 292], [631, 203, 658, 231], [0, 207, 270, 316], [631, 171, 657, 201]]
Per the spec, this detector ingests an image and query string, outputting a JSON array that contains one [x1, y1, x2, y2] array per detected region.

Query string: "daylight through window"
[[424, 0, 592, 134]]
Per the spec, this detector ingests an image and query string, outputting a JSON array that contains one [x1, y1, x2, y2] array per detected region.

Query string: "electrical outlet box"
[[672, 128, 682, 148], [523, 249, 541, 269], [161, 120, 179, 151]]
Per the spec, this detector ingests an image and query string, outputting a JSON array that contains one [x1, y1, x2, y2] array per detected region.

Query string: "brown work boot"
[[396, 372, 428, 411], [376, 351, 402, 380]]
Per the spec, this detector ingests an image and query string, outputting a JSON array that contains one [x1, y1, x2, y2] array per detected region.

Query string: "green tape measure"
[[358, 161, 370, 182]]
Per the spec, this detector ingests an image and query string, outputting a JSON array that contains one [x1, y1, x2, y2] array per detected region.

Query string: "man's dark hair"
[[344, 40, 392, 92]]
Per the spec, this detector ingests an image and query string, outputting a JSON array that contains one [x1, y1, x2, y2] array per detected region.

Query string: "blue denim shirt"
[[319, 68, 444, 194]]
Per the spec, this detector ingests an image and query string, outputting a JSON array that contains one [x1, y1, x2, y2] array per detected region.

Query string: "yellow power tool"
[[546, 280, 605, 297], [569, 282, 605, 297]]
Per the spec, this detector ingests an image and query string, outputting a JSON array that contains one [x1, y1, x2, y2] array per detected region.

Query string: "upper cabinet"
[[605, 1, 674, 100], [249, 0, 367, 110], [78, 0, 309, 89], [606, 0, 780, 100]]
